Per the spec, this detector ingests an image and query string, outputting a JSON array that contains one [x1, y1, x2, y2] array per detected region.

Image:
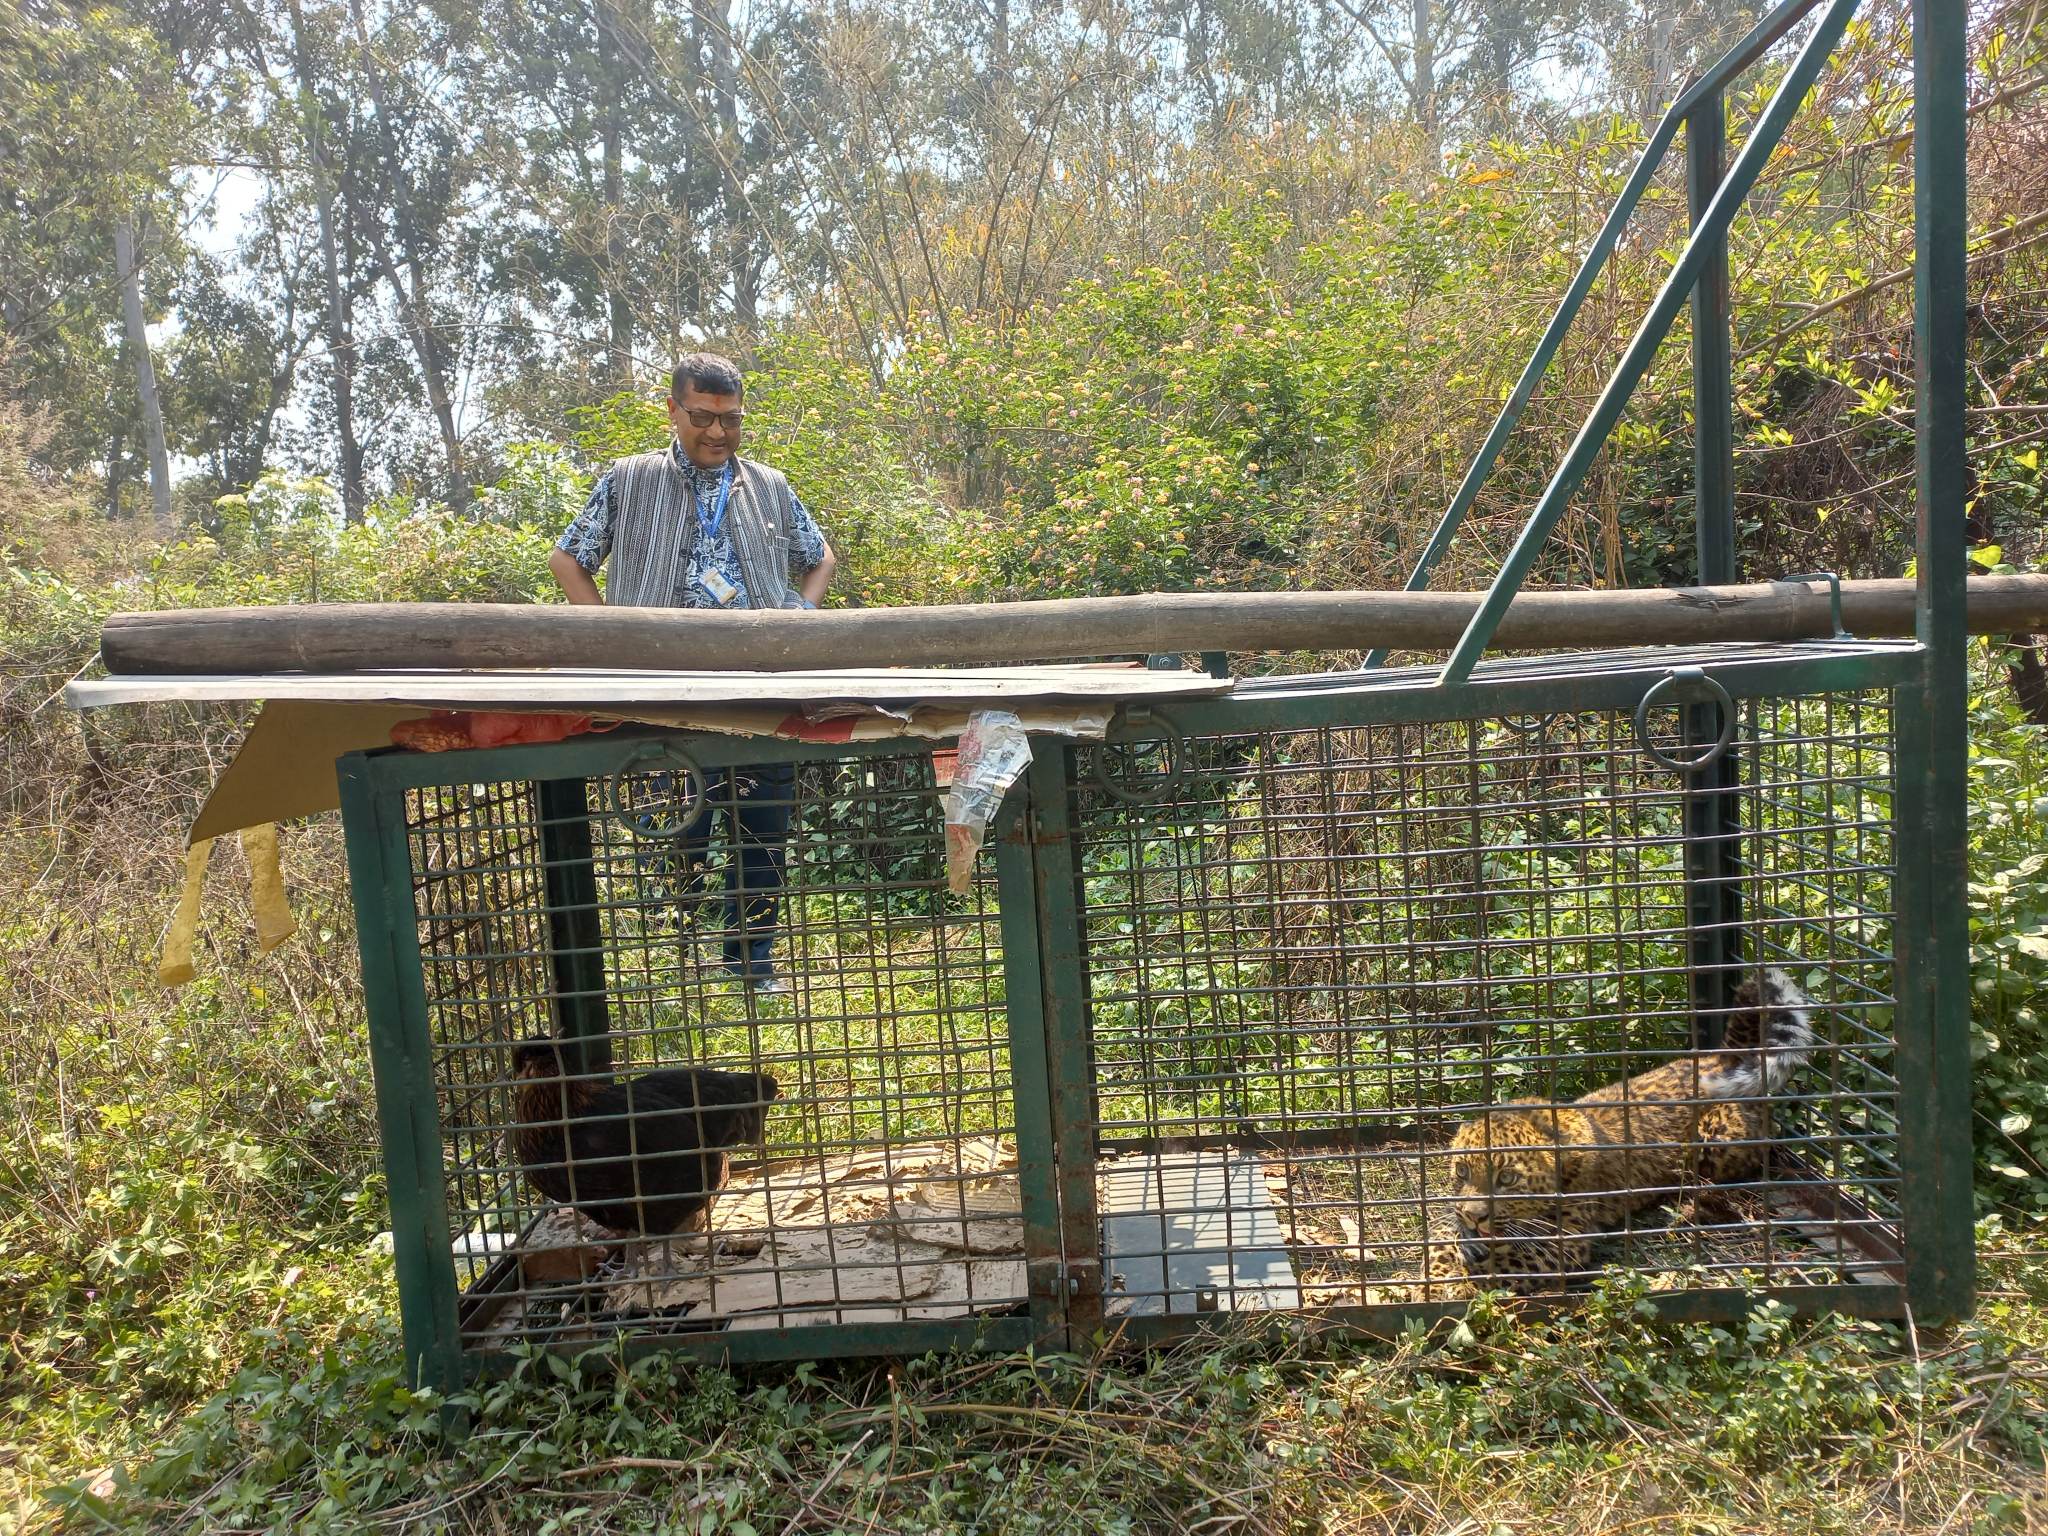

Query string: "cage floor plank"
[[1100, 1152, 1302, 1315], [582, 1138, 1029, 1331]]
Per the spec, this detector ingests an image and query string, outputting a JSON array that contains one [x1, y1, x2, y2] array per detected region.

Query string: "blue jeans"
[[639, 761, 794, 979]]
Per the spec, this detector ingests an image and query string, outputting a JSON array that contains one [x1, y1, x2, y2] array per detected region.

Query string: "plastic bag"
[[942, 710, 1033, 894]]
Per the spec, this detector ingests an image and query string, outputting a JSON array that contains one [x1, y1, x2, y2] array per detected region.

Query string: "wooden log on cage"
[[96, 574, 2048, 676]]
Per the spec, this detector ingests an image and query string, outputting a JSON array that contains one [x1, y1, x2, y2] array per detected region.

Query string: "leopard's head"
[[1443, 1106, 1587, 1288]]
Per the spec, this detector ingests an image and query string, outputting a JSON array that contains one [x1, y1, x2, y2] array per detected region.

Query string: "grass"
[[20, 1281, 2048, 1533]]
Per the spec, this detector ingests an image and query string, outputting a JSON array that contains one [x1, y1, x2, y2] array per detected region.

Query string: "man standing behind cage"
[[549, 353, 836, 995]]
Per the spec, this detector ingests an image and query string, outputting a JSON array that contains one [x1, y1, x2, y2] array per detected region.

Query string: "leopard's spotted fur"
[[1446, 969, 1816, 1293]]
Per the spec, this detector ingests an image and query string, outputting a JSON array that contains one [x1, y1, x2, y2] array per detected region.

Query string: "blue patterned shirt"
[[556, 443, 828, 608]]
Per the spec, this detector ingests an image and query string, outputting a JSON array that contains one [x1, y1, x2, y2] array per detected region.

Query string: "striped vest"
[[603, 450, 805, 610]]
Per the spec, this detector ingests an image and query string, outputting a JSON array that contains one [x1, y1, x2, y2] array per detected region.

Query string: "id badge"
[[699, 567, 739, 606]]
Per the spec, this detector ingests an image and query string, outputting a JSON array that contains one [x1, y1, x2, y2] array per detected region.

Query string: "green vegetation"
[[7, 0, 2048, 1529], [22, 1286, 2048, 1534]]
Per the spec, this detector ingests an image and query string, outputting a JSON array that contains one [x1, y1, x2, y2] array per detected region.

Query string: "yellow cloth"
[[240, 823, 297, 952], [157, 823, 297, 985], [158, 838, 216, 986]]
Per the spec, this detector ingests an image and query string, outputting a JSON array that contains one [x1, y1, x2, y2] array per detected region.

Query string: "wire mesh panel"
[[403, 779, 557, 1273], [375, 738, 1035, 1364], [1742, 692, 1901, 1290], [1060, 663, 1904, 1317]]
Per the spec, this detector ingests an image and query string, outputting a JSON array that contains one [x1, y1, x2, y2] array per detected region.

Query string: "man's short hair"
[[671, 352, 745, 400]]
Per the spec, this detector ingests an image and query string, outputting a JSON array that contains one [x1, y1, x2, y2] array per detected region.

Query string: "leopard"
[[1444, 968, 1816, 1293]]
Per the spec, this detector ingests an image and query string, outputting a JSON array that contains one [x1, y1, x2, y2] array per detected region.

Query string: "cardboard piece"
[[189, 701, 422, 844]]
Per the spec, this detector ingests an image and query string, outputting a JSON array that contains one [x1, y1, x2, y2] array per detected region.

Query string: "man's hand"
[[550, 548, 604, 605]]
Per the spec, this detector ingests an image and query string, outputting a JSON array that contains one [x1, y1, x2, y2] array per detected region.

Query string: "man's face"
[[668, 384, 744, 470]]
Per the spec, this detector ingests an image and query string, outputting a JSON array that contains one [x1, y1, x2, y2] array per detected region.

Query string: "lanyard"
[[699, 461, 736, 542]]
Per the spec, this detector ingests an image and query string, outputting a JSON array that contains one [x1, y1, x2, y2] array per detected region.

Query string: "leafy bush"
[[1965, 671, 2048, 1215]]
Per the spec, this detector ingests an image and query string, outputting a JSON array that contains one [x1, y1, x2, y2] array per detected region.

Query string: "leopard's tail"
[[1711, 967, 1817, 1098]]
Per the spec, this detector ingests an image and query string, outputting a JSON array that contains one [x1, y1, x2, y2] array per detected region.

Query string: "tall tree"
[[127, 0, 248, 524], [594, 0, 635, 388], [347, 0, 473, 512], [0, 5, 196, 502], [1595, 0, 1761, 127], [165, 235, 318, 500], [693, 0, 756, 328], [1328, 0, 1596, 153], [283, 0, 369, 519]]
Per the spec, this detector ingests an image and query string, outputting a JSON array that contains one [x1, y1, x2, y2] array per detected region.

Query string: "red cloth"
[[391, 711, 599, 752], [773, 712, 858, 743]]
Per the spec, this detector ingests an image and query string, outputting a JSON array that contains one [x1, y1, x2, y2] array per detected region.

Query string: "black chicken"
[[511, 1038, 780, 1235]]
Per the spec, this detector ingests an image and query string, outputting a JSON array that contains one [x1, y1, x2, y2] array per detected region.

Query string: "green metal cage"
[[339, 635, 1965, 1385], [337, 0, 1972, 1388]]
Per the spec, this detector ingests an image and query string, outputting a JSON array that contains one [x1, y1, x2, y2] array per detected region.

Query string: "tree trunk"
[[348, 0, 472, 514], [243, 294, 309, 493], [365, 223, 472, 513], [1411, 0, 1438, 158], [2005, 635, 2048, 727], [288, 0, 367, 523], [1642, 2, 1679, 129], [595, 0, 635, 390], [701, 0, 751, 330], [105, 424, 125, 520], [114, 214, 173, 534]]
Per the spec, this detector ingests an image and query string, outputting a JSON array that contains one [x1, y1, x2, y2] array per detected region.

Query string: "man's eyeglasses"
[[682, 407, 745, 431]]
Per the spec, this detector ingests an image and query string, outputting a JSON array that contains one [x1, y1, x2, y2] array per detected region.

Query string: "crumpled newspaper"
[[942, 710, 1033, 894]]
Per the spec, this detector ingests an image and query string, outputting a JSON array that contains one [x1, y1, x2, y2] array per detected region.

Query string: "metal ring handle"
[[604, 739, 710, 838], [1632, 668, 1735, 775], [1090, 707, 1187, 806]]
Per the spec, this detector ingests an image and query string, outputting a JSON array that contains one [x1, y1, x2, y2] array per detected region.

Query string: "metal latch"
[[1779, 570, 1852, 640], [1027, 1260, 1101, 1298]]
